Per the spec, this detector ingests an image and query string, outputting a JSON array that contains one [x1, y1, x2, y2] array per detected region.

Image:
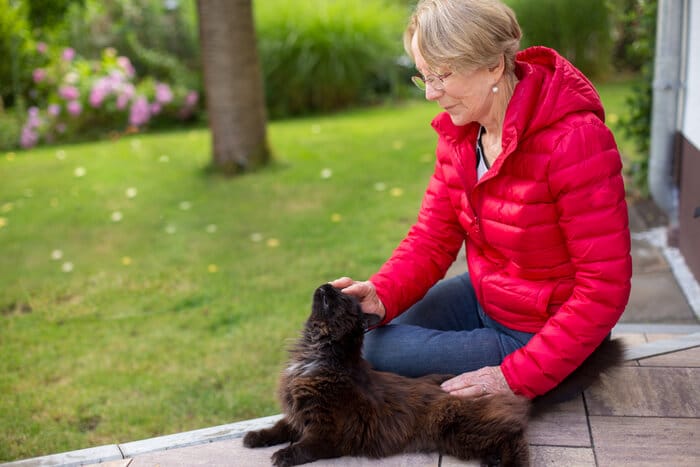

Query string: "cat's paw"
[[272, 447, 299, 467], [243, 430, 268, 448]]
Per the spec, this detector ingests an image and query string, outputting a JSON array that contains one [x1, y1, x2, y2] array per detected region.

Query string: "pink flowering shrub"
[[20, 45, 199, 149]]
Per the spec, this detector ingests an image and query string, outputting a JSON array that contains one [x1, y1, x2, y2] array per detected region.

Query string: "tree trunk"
[[197, 0, 270, 175]]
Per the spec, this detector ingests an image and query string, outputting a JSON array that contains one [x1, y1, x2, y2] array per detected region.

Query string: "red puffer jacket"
[[370, 46, 632, 398]]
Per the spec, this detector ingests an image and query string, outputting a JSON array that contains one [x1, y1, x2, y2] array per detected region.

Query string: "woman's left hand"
[[441, 365, 513, 398]]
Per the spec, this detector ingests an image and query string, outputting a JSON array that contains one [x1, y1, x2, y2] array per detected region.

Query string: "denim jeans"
[[363, 273, 535, 377]]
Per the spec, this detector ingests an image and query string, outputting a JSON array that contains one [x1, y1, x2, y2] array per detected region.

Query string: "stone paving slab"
[[5, 445, 123, 467], [640, 345, 700, 366], [85, 461, 131, 467], [127, 437, 441, 467], [589, 416, 700, 467], [5, 332, 700, 467], [630, 236, 670, 273], [119, 414, 283, 458], [528, 397, 590, 447], [625, 271, 697, 323], [585, 366, 700, 418], [623, 332, 700, 360], [527, 446, 596, 467]]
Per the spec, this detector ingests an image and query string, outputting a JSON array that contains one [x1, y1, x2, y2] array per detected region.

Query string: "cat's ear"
[[362, 313, 382, 332]]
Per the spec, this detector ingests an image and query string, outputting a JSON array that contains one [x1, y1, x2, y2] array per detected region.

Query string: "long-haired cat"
[[243, 284, 531, 466]]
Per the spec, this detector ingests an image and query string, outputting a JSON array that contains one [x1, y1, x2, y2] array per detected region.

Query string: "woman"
[[332, 0, 632, 400]]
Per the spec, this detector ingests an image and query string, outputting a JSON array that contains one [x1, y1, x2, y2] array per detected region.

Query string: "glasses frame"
[[411, 71, 453, 91]]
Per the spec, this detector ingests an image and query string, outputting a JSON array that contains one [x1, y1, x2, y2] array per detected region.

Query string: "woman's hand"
[[330, 277, 386, 321], [441, 366, 513, 398]]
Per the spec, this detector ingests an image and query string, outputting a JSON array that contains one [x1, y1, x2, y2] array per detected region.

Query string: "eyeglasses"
[[411, 71, 453, 91]]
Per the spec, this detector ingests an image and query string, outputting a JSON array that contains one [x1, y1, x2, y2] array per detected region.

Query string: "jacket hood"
[[432, 46, 605, 148]]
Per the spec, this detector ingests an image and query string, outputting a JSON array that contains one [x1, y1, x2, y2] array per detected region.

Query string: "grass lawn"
[[596, 76, 646, 168], [0, 80, 637, 461]]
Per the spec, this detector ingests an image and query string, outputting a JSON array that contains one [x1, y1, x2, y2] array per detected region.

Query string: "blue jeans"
[[363, 273, 534, 377]]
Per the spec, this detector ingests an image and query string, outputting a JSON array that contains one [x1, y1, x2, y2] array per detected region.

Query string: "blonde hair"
[[404, 0, 521, 94]]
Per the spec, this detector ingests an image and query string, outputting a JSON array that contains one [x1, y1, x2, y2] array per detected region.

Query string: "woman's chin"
[[447, 113, 470, 127]]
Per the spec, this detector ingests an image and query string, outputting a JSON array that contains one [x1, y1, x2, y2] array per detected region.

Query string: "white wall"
[[683, 0, 700, 147]]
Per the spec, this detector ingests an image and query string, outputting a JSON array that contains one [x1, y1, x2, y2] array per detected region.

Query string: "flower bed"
[[21, 43, 199, 149]]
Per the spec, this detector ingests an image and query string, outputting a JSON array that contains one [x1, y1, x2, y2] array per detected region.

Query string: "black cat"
[[243, 284, 531, 466]]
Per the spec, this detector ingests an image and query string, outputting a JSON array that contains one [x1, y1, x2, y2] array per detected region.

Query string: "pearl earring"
[[492, 85, 499, 93]]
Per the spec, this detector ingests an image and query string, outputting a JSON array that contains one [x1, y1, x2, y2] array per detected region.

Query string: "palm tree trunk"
[[197, 0, 270, 175]]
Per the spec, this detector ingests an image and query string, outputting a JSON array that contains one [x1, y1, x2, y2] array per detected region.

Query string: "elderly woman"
[[332, 0, 631, 400]]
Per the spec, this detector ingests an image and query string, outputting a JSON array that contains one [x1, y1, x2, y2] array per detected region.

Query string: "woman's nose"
[[424, 85, 442, 101]]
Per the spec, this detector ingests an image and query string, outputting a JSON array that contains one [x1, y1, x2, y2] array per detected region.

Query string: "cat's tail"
[[534, 337, 626, 407]]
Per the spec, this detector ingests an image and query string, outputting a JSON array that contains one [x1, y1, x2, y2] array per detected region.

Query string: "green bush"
[[507, 0, 613, 79], [0, 0, 36, 108], [50, 0, 200, 90], [0, 111, 22, 151], [609, 0, 653, 72], [619, 0, 656, 196], [19, 45, 199, 149], [255, 0, 409, 118], [24, 0, 85, 31]]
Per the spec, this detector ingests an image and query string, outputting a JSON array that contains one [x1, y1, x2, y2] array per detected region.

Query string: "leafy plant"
[[51, 0, 200, 90], [507, 0, 614, 79], [0, 0, 36, 108], [255, 0, 409, 118], [618, 0, 656, 196], [19, 45, 199, 149]]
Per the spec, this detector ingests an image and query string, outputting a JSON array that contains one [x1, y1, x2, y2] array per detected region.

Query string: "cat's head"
[[307, 283, 380, 343]]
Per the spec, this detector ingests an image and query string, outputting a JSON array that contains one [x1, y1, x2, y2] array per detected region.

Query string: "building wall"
[[679, 0, 700, 282], [683, 0, 700, 146]]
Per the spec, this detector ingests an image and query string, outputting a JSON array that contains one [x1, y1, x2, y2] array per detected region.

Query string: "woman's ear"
[[488, 54, 506, 81]]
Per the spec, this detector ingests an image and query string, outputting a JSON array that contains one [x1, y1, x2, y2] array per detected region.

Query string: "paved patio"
[[5, 326, 699, 466], [4, 202, 699, 467]]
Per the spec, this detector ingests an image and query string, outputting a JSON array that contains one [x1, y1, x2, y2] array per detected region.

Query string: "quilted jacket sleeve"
[[370, 157, 465, 323], [500, 120, 632, 398]]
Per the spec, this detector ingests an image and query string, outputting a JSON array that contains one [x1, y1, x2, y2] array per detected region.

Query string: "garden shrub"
[[52, 0, 200, 91], [619, 0, 656, 196], [506, 0, 613, 79], [254, 0, 409, 118], [0, 0, 37, 108], [19, 44, 199, 149], [0, 112, 22, 151]]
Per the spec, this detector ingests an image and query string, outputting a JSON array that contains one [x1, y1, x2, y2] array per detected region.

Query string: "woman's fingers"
[[329, 277, 354, 289]]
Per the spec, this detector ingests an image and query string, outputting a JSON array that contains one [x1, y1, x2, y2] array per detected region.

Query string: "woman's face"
[[411, 34, 498, 127]]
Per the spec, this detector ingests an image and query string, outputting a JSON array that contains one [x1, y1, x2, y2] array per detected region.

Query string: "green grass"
[[0, 79, 637, 461], [594, 76, 642, 164], [0, 100, 438, 460]]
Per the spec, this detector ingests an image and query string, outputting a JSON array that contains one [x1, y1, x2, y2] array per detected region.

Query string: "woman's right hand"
[[330, 277, 386, 321]]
